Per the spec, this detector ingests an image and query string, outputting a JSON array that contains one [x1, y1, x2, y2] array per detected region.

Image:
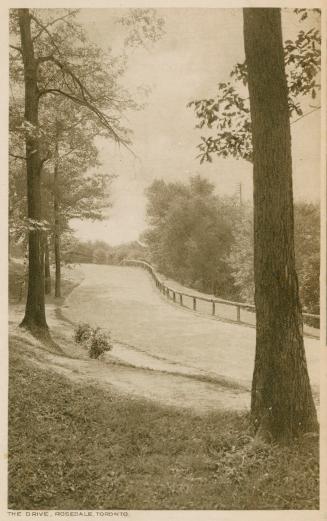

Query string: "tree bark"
[[243, 8, 318, 441], [54, 132, 61, 298], [18, 8, 49, 337], [44, 236, 51, 295]]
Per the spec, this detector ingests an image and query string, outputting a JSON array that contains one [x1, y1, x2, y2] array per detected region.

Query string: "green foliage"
[[74, 322, 93, 344], [9, 8, 165, 258], [144, 178, 319, 314], [118, 9, 165, 49], [228, 204, 254, 302], [89, 328, 113, 359], [294, 202, 320, 315], [187, 85, 252, 162], [10, 91, 115, 254], [65, 239, 94, 264], [143, 176, 240, 298], [9, 349, 319, 509], [65, 239, 147, 265], [8, 259, 26, 303], [107, 241, 148, 264], [9, 8, 123, 263], [9, 159, 27, 245], [74, 322, 113, 359], [284, 24, 321, 100], [228, 202, 320, 314], [93, 247, 108, 265], [188, 9, 321, 164]]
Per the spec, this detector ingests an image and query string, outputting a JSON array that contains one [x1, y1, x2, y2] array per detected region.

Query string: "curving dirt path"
[[62, 264, 320, 393], [10, 263, 319, 414], [10, 306, 250, 415]]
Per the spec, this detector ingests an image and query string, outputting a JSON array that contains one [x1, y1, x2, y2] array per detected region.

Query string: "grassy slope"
[[9, 258, 81, 306], [9, 345, 319, 511], [8, 261, 319, 510]]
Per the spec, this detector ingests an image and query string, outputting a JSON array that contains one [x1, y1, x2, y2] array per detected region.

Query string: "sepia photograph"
[[4, 3, 325, 517]]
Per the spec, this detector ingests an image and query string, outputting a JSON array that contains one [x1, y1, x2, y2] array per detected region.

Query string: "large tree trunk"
[[54, 135, 61, 298], [243, 8, 318, 441], [44, 237, 51, 295], [19, 8, 49, 337]]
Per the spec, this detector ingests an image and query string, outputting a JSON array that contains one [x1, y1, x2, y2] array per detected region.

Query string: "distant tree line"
[[11, 172, 318, 318], [64, 239, 147, 265], [9, 236, 147, 303], [142, 176, 319, 316]]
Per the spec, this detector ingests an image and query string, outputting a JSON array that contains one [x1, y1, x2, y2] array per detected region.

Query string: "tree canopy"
[[9, 7, 164, 335], [143, 176, 240, 297]]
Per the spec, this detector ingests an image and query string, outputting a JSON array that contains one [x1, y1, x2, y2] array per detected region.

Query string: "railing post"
[[126, 260, 282, 331]]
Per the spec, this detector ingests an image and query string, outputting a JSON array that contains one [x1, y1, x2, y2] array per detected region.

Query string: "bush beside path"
[[62, 264, 320, 396], [8, 261, 320, 510]]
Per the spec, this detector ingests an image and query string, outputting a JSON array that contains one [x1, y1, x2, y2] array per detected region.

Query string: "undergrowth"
[[8, 343, 319, 510], [74, 323, 113, 359]]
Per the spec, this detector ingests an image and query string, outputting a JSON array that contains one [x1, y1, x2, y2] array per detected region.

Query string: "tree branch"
[[10, 153, 27, 161], [291, 106, 321, 125], [30, 14, 62, 56], [31, 10, 78, 43], [58, 146, 79, 160], [37, 54, 54, 63], [39, 88, 134, 154], [37, 55, 94, 102], [10, 44, 22, 53], [63, 114, 90, 132]]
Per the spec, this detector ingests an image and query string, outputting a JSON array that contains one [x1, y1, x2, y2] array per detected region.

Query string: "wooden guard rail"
[[122, 259, 319, 335]]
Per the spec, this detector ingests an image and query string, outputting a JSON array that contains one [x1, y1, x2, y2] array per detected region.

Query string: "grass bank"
[[9, 343, 319, 510], [9, 258, 81, 306]]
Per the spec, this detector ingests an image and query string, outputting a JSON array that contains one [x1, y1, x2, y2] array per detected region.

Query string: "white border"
[[1, 2, 326, 521]]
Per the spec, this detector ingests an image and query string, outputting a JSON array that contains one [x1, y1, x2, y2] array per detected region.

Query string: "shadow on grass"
[[8, 343, 319, 511]]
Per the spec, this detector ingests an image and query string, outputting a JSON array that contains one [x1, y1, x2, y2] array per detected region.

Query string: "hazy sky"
[[71, 8, 321, 245]]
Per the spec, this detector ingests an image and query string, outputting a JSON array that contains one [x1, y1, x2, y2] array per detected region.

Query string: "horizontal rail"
[[122, 259, 319, 333]]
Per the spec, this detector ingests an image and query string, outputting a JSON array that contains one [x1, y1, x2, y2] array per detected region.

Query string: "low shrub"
[[74, 323, 113, 359], [89, 328, 113, 359], [74, 322, 93, 344]]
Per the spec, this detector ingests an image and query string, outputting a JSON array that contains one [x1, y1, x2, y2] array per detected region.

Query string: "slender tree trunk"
[[53, 134, 61, 298], [54, 230, 61, 298], [18, 8, 49, 337], [44, 237, 51, 295], [243, 8, 318, 441]]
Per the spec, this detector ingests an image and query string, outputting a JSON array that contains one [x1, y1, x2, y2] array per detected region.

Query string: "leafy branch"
[[188, 9, 321, 164]]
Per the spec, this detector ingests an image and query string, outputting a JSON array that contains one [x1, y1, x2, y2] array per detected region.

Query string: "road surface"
[[62, 264, 319, 393]]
